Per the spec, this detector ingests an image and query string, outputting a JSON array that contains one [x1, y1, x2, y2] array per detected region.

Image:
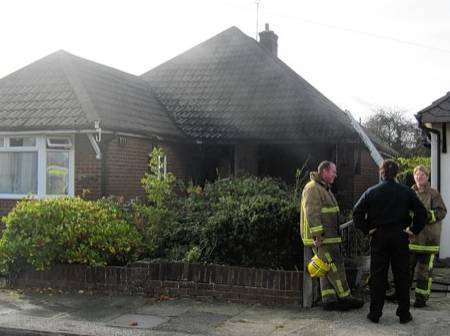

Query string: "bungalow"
[[416, 92, 450, 259], [0, 25, 388, 216], [0, 50, 192, 215]]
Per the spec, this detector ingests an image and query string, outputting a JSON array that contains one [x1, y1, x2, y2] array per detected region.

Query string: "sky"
[[1, 0, 450, 121]]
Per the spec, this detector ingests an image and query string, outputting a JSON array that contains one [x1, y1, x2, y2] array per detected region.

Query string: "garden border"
[[8, 263, 303, 306]]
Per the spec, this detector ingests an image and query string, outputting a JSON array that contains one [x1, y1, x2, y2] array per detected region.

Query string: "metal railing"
[[339, 220, 370, 258]]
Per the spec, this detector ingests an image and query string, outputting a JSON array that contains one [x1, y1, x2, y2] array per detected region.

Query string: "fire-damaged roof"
[[141, 26, 357, 143], [0, 50, 184, 139], [417, 91, 450, 123], [1, 26, 392, 161]]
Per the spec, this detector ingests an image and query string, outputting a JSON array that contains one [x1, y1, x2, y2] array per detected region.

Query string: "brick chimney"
[[258, 23, 278, 57]]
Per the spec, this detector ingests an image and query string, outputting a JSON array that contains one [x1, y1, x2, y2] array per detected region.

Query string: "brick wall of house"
[[0, 199, 18, 218], [76, 135, 198, 201], [353, 148, 379, 201], [104, 136, 153, 200], [75, 134, 102, 199], [0, 137, 380, 216], [0, 135, 198, 217], [160, 142, 199, 182]]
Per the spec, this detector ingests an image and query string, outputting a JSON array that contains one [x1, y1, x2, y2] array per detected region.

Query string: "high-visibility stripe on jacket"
[[409, 244, 439, 253], [300, 172, 341, 247], [410, 184, 447, 252]]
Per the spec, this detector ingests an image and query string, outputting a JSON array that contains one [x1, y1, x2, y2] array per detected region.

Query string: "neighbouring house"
[[416, 92, 450, 259], [0, 25, 391, 216]]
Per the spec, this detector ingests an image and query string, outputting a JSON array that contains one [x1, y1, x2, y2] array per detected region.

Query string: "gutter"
[[0, 129, 113, 136], [416, 114, 441, 191]]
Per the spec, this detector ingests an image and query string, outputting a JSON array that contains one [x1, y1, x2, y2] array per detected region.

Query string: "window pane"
[[47, 137, 72, 148], [47, 151, 69, 195], [0, 152, 38, 194], [10, 137, 36, 147], [0, 137, 4, 147]]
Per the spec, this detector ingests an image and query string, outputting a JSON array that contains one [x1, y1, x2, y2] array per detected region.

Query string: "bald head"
[[318, 161, 337, 184]]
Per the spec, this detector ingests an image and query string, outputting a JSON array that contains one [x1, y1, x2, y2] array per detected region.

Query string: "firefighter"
[[410, 165, 447, 308], [300, 161, 364, 311], [353, 160, 427, 324]]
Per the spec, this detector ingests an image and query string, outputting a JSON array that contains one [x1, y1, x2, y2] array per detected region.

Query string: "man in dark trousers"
[[353, 160, 427, 324]]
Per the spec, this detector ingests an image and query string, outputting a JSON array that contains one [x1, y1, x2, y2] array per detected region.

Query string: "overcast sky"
[[1, 0, 450, 121]]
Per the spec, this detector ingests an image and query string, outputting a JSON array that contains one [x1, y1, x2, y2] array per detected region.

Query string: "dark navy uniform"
[[353, 179, 427, 320]]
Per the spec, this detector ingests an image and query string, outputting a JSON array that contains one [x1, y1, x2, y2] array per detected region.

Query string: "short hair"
[[380, 159, 399, 180], [318, 161, 335, 174], [413, 165, 429, 176]]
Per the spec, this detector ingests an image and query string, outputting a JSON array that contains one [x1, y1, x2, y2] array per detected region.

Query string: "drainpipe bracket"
[[87, 133, 102, 160]]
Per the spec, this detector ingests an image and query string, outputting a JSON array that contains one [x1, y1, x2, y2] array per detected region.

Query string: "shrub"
[[199, 177, 301, 269], [134, 148, 305, 269], [136, 147, 180, 257], [0, 197, 143, 274], [137, 173, 303, 270]]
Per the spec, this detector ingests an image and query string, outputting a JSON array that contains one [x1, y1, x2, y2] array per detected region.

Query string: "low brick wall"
[[9, 263, 303, 306]]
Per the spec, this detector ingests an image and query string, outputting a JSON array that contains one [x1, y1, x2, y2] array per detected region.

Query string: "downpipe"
[[416, 114, 442, 192]]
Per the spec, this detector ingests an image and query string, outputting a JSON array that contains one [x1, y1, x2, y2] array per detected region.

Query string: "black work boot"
[[323, 302, 336, 311], [340, 296, 364, 309], [396, 310, 413, 324], [413, 298, 427, 308], [399, 313, 413, 324], [366, 312, 380, 323], [323, 301, 350, 311]]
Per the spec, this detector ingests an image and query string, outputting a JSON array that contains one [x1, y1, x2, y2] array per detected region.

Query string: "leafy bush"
[[0, 197, 143, 273], [135, 147, 180, 257], [136, 158, 303, 269], [199, 177, 301, 269]]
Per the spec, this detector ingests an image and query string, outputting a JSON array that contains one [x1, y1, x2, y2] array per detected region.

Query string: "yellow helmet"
[[307, 255, 330, 278]]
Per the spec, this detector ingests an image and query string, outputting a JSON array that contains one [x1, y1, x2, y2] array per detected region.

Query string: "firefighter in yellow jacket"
[[410, 165, 447, 307], [300, 161, 363, 310]]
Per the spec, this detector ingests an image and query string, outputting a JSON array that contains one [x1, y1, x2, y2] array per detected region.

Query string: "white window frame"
[[0, 134, 75, 199], [47, 137, 73, 149]]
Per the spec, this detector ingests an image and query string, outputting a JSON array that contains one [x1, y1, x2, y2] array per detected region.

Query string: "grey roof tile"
[[141, 27, 356, 143], [0, 51, 184, 139], [417, 92, 450, 123]]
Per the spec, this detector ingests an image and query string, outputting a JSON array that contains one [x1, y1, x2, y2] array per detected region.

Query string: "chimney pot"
[[259, 23, 278, 57]]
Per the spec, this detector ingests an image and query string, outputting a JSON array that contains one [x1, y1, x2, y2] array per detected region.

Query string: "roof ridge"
[[60, 50, 155, 84], [138, 26, 358, 142], [140, 26, 245, 77], [62, 47, 192, 138], [417, 91, 450, 115], [58, 52, 100, 125]]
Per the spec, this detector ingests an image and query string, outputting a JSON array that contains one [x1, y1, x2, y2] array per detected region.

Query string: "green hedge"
[[0, 197, 143, 273], [199, 177, 301, 269], [137, 174, 302, 270]]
